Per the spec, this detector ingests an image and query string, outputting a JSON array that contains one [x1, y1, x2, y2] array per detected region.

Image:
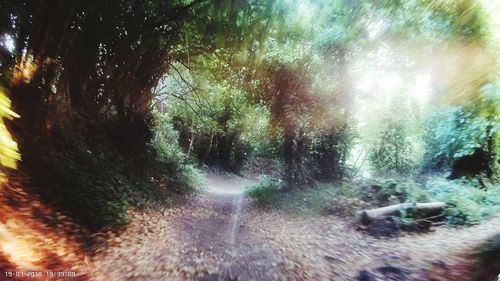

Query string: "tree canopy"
[[0, 0, 498, 229]]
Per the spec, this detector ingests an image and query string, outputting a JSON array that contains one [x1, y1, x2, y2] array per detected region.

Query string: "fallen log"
[[361, 202, 446, 225]]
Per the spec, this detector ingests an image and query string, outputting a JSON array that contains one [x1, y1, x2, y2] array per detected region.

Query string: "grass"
[[245, 176, 367, 217], [246, 175, 500, 225]]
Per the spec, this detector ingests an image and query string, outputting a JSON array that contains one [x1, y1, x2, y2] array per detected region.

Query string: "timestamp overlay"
[[4, 271, 78, 279]]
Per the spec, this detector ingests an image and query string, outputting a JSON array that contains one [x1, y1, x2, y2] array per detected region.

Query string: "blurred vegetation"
[[241, 0, 499, 228], [422, 86, 499, 178], [247, 176, 500, 226], [368, 119, 415, 176], [0, 87, 20, 183], [0, 0, 498, 231], [246, 177, 367, 217], [425, 178, 500, 225], [473, 233, 500, 281], [0, 0, 272, 229], [151, 111, 204, 192], [17, 120, 202, 230]]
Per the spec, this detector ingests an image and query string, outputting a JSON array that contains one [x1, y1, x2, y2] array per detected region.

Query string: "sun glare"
[[411, 72, 432, 103], [380, 71, 402, 92], [12, 52, 38, 85], [358, 71, 374, 92], [0, 221, 42, 269], [297, 1, 315, 26], [0, 33, 15, 53], [358, 70, 403, 94], [367, 19, 387, 39]]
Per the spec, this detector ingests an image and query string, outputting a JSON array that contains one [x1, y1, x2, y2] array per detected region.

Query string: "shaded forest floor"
[[87, 171, 500, 281]]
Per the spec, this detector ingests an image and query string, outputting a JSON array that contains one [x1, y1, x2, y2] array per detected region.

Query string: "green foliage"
[[18, 116, 203, 231], [245, 176, 282, 207], [422, 103, 497, 173], [151, 111, 203, 192], [360, 178, 429, 206], [156, 55, 274, 171], [425, 178, 500, 225], [357, 177, 500, 226], [358, 177, 500, 225], [247, 173, 500, 227], [0, 87, 20, 182], [246, 177, 366, 216], [152, 112, 192, 165], [368, 120, 414, 176], [24, 129, 133, 230], [307, 126, 354, 181]]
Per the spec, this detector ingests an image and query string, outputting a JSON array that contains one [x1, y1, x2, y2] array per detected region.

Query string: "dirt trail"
[[89, 173, 500, 281], [91, 172, 286, 281]]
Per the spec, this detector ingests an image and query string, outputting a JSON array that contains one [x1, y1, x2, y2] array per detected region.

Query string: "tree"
[[369, 119, 414, 176]]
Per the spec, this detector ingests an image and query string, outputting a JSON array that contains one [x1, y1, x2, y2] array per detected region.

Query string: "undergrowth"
[[245, 176, 366, 217], [425, 177, 500, 225], [16, 118, 202, 231], [246, 175, 500, 225]]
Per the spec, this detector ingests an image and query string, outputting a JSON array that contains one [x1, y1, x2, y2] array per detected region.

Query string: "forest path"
[[90, 172, 500, 281], [91, 171, 286, 281]]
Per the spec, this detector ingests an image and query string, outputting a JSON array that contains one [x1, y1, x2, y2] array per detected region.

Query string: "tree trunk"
[[273, 66, 313, 190], [361, 202, 446, 225], [485, 124, 495, 178], [187, 131, 195, 156], [283, 125, 311, 189], [200, 131, 213, 166]]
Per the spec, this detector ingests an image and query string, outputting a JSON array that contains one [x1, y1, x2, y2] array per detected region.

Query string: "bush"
[[17, 113, 203, 231], [245, 176, 282, 206], [359, 178, 429, 207], [246, 173, 500, 226], [308, 125, 354, 181], [422, 105, 497, 177], [241, 157, 283, 179], [152, 112, 192, 165], [359, 177, 500, 225], [23, 129, 134, 230], [151, 112, 204, 192], [246, 177, 366, 217], [368, 120, 414, 176], [425, 178, 500, 225]]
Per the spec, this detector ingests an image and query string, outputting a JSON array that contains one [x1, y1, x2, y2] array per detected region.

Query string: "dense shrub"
[[368, 120, 414, 176], [246, 174, 500, 227], [151, 112, 189, 165], [422, 105, 497, 177], [151, 112, 204, 192], [308, 125, 354, 181], [359, 179, 428, 207], [360, 177, 500, 225], [246, 177, 366, 216], [245, 176, 282, 207], [241, 157, 284, 179], [425, 178, 500, 225], [20, 128, 134, 230], [13, 113, 203, 231]]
